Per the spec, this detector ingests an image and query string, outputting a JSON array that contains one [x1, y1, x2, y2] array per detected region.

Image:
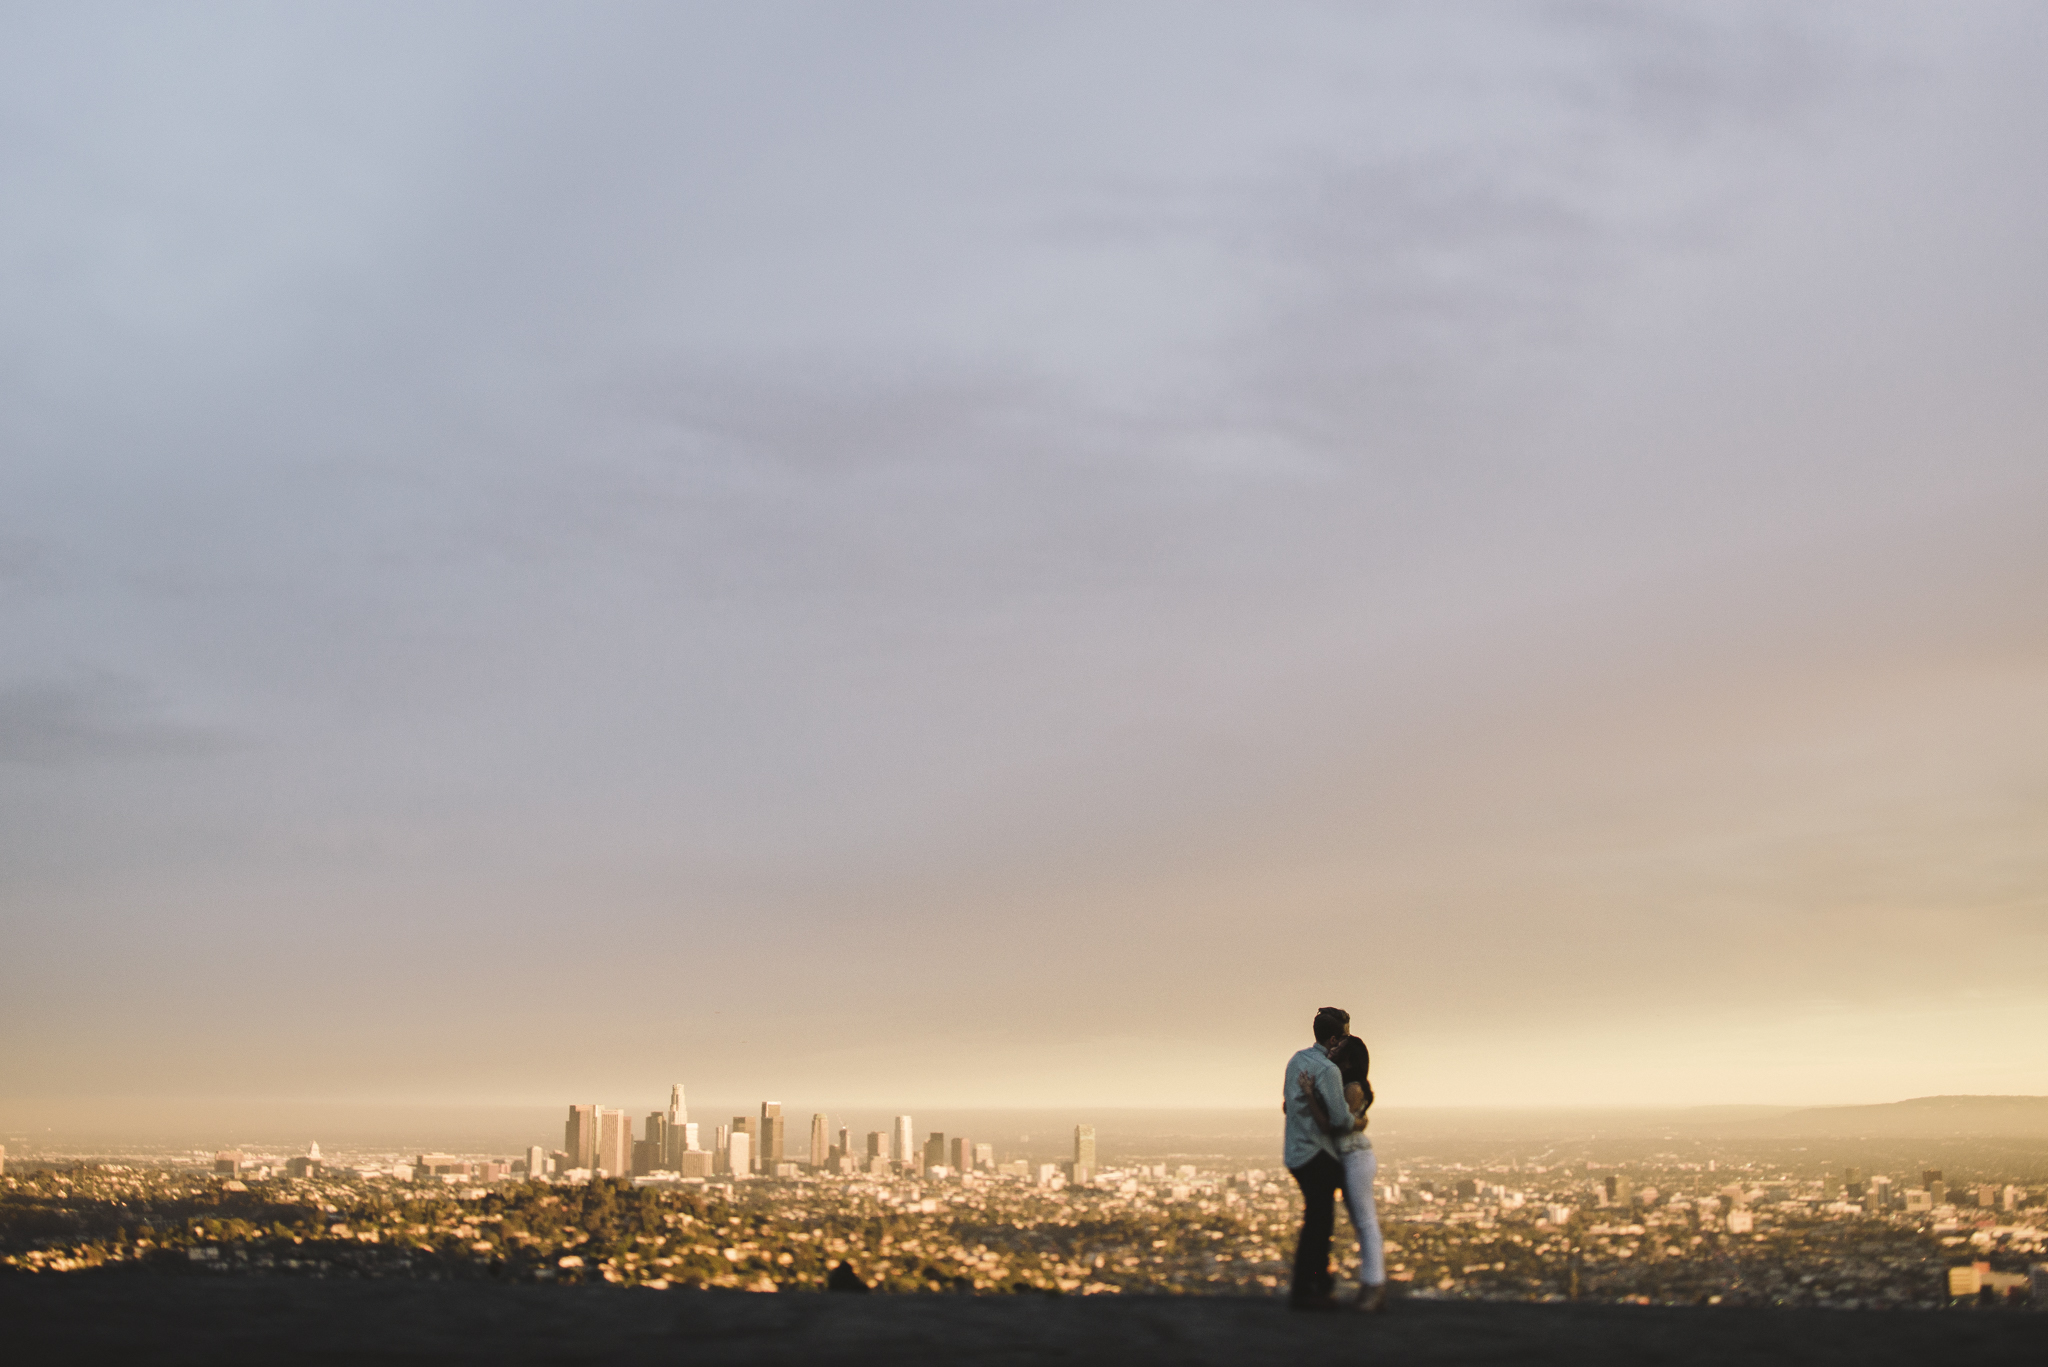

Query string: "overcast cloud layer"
[[3, 2, 2045, 1121]]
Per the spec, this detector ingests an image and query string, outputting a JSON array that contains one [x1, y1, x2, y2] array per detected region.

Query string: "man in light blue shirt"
[[1283, 1006, 1356, 1309]]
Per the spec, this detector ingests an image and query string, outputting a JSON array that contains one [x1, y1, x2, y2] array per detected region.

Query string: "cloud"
[[0, 4, 2044, 1109], [0, 673, 231, 766]]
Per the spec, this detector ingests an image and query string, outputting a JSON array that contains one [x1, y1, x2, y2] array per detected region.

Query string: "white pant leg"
[[1339, 1148, 1383, 1287]]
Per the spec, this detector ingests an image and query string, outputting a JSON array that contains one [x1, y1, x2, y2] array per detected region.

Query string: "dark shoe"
[[1353, 1283, 1388, 1314]]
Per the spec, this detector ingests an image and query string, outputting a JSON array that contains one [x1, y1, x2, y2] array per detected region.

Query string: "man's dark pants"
[[1289, 1151, 1345, 1302]]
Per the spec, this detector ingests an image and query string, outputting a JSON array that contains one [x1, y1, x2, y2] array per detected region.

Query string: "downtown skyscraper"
[[665, 1083, 697, 1167], [564, 1105, 597, 1171], [596, 1107, 632, 1178]]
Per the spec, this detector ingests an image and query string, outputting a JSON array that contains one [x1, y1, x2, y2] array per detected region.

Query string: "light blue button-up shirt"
[[1283, 1044, 1350, 1171]]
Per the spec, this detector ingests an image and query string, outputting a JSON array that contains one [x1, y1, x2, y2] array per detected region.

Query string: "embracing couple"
[[1282, 1005, 1386, 1312]]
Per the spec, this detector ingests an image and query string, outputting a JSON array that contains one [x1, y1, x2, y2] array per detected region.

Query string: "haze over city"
[[3, 2, 2045, 1137]]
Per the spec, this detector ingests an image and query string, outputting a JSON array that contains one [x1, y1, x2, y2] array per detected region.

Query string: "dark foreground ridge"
[[3, 1276, 2039, 1366]]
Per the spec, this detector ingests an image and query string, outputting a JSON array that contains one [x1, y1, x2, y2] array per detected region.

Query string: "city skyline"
[[7, 1098, 2040, 1311], [3, 4, 2046, 1117]]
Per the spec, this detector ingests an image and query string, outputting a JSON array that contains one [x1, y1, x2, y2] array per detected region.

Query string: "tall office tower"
[[924, 1132, 947, 1172], [565, 1104, 598, 1170], [1930, 1178, 1947, 1207], [645, 1113, 669, 1172], [973, 1142, 993, 1171], [894, 1116, 914, 1165], [1868, 1174, 1892, 1210], [1822, 1171, 1841, 1199], [760, 1102, 785, 1169], [1921, 1168, 1942, 1187], [683, 1122, 701, 1151], [1843, 1166, 1864, 1201], [838, 1127, 851, 1159], [949, 1137, 973, 1173], [659, 1085, 686, 1166], [713, 1124, 730, 1172], [866, 1131, 886, 1159], [525, 1145, 546, 1179], [1074, 1125, 1096, 1173], [732, 1116, 753, 1172], [810, 1114, 829, 1167], [728, 1131, 752, 1178], [596, 1107, 633, 1177]]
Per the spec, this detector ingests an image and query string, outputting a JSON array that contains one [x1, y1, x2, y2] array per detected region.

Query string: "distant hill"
[[1726, 1095, 2048, 1138]]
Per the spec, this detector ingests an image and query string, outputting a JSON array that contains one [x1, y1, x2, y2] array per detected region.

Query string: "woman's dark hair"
[[1330, 1035, 1372, 1097]]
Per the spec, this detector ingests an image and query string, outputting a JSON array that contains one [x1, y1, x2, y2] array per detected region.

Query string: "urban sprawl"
[[2, 1088, 2043, 1310]]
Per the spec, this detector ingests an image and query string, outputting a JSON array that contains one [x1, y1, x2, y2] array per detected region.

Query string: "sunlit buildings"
[[728, 1117, 752, 1174], [565, 1105, 597, 1171], [760, 1102, 785, 1170], [416, 1153, 466, 1179], [596, 1107, 632, 1178], [637, 1112, 667, 1176], [655, 1087, 696, 1166]]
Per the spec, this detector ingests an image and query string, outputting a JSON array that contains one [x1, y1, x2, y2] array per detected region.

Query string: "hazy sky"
[[3, 2, 2045, 1121]]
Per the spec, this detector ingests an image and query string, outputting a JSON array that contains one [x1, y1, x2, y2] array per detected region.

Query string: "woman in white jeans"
[[1302, 1033, 1385, 1311]]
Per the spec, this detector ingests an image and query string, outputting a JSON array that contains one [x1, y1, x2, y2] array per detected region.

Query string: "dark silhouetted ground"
[[2, 1276, 2039, 1365]]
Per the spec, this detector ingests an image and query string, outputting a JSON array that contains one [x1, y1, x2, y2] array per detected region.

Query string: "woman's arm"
[[1297, 1071, 1361, 1135], [1344, 1082, 1370, 1128]]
